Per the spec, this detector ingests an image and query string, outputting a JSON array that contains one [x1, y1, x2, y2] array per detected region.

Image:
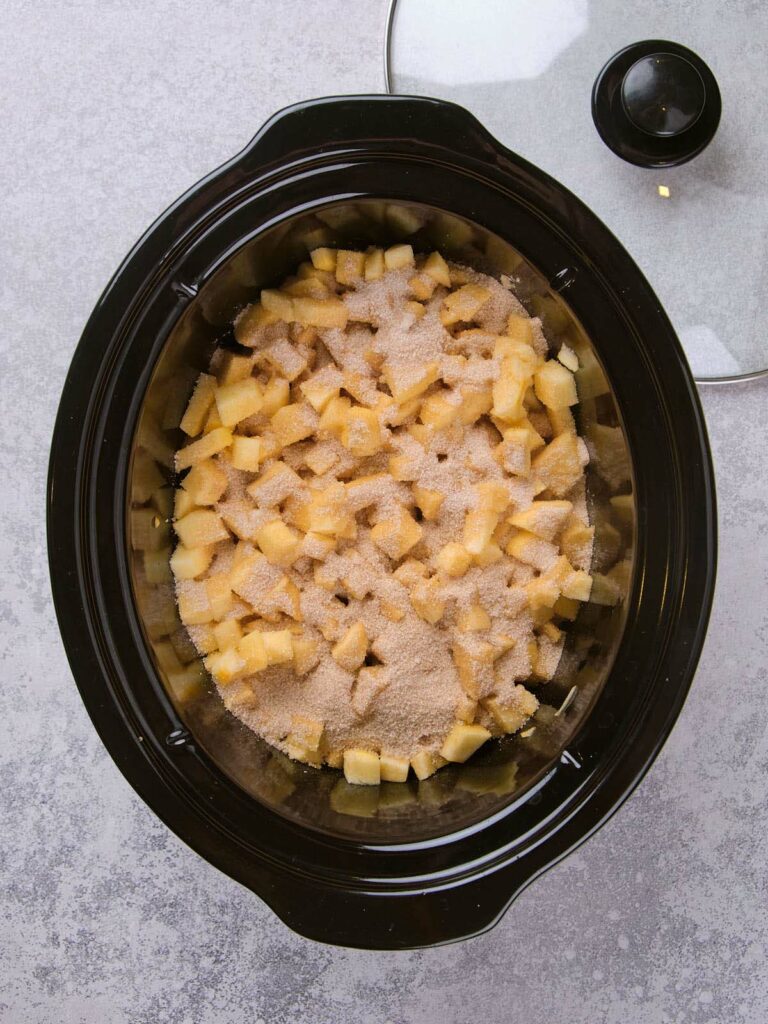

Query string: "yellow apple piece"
[[271, 402, 318, 447], [175, 427, 232, 471], [213, 619, 242, 651], [435, 542, 471, 577], [381, 362, 439, 405], [341, 407, 382, 457], [364, 247, 384, 281], [181, 458, 228, 506], [179, 373, 217, 437], [509, 499, 573, 541], [441, 284, 491, 326], [332, 622, 368, 672], [423, 250, 451, 287], [456, 604, 491, 632], [169, 544, 212, 580], [310, 246, 337, 272], [230, 435, 262, 472], [174, 508, 229, 547], [412, 485, 444, 521], [534, 360, 578, 410], [335, 249, 365, 286], [237, 630, 269, 672], [262, 629, 294, 665], [292, 296, 348, 329], [214, 378, 263, 428], [440, 723, 491, 762], [380, 753, 410, 783], [383, 243, 415, 270], [255, 519, 301, 567], [370, 508, 423, 560], [204, 648, 246, 685], [463, 509, 499, 556], [410, 749, 447, 781], [531, 432, 584, 497], [343, 748, 381, 786]]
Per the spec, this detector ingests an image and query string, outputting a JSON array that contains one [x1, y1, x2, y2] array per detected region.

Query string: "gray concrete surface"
[[1, 2, 766, 1022]]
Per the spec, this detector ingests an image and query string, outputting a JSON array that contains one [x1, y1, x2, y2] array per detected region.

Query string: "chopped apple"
[[491, 370, 528, 423], [230, 435, 262, 472], [341, 406, 382, 457], [509, 499, 573, 541], [410, 577, 446, 624], [292, 296, 348, 329], [332, 622, 368, 672], [335, 249, 365, 286], [260, 629, 294, 665], [318, 395, 352, 438], [410, 749, 447, 781], [175, 427, 232, 471], [174, 509, 229, 547], [246, 461, 302, 507], [370, 508, 423, 560], [412, 485, 444, 521], [484, 688, 538, 733], [436, 542, 471, 577], [261, 376, 290, 417], [180, 373, 217, 437], [259, 289, 294, 322], [419, 390, 461, 430], [174, 487, 196, 520], [364, 247, 385, 281], [310, 246, 337, 272], [205, 648, 246, 685], [441, 284, 491, 326], [423, 250, 451, 287], [205, 573, 232, 618], [299, 368, 342, 413], [293, 635, 320, 675], [238, 630, 269, 672], [408, 272, 437, 301], [263, 338, 307, 382], [561, 569, 593, 601], [381, 362, 439, 405], [506, 530, 559, 571], [456, 604, 491, 632], [531, 432, 584, 497], [213, 619, 242, 651], [534, 360, 578, 410], [343, 748, 381, 786], [181, 458, 228, 506], [558, 343, 579, 372], [271, 402, 318, 447], [380, 753, 410, 783], [255, 519, 301, 566], [473, 540, 504, 567], [506, 314, 535, 346], [548, 406, 576, 436], [458, 387, 493, 424], [383, 244, 415, 270], [170, 544, 212, 580], [214, 378, 263, 428], [440, 723, 491, 762], [463, 509, 499, 556]]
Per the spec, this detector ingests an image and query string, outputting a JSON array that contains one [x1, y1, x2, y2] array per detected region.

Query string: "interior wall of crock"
[[126, 199, 636, 841]]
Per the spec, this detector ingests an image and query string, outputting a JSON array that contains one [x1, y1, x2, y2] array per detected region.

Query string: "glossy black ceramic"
[[48, 96, 716, 949]]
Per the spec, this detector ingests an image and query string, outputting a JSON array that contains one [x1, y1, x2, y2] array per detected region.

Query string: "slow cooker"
[[47, 95, 716, 948]]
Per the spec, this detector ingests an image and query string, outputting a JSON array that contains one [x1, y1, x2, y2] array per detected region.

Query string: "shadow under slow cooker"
[[128, 199, 635, 843]]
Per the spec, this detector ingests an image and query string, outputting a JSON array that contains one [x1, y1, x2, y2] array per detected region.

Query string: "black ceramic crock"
[[47, 96, 716, 949]]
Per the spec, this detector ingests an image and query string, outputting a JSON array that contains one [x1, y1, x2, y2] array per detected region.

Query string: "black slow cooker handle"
[[236, 94, 503, 173]]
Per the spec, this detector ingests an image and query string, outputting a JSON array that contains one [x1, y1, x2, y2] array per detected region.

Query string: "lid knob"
[[592, 40, 721, 167]]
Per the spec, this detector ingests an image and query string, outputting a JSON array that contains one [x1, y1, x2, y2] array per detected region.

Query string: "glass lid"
[[386, 0, 768, 383]]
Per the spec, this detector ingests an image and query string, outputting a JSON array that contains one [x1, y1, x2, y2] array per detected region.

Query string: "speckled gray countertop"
[[2, 2, 767, 1022]]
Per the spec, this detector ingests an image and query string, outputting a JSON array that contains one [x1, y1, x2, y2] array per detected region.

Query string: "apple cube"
[[412, 485, 444, 521], [383, 243, 415, 270], [174, 509, 229, 547], [341, 407, 382, 457], [506, 530, 559, 571], [441, 284, 491, 326], [484, 688, 538, 734], [380, 753, 410, 783], [255, 519, 301, 567], [271, 403, 318, 447], [259, 288, 294, 322], [440, 723, 491, 762], [318, 395, 352, 438], [509, 499, 573, 541], [332, 622, 368, 672], [246, 461, 302, 507], [370, 508, 423, 560], [204, 648, 246, 686], [174, 487, 196, 520], [213, 619, 242, 651], [463, 509, 499, 556], [423, 250, 451, 287], [293, 635, 320, 676], [410, 749, 447, 781], [181, 458, 227, 506], [506, 314, 535, 346], [261, 376, 290, 417], [204, 573, 232, 619], [531, 432, 584, 497], [237, 630, 269, 672], [293, 296, 348, 329], [491, 371, 527, 423], [343, 748, 381, 786], [419, 390, 461, 430], [230, 435, 262, 472], [381, 362, 439, 405], [175, 427, 232, 471], [217, 351, 255, 386], [456, 604, 491, 632], [548, 406, 576, 436], [180, 373, 217, 437], [214, 378, 263, 428], [177, 587, 213, 626], [473, 541, 504, 567], [410, 578, 446, 624], [299, 367, 342, 413], [170, 544, 212, 580], [335, 249, 365, 286], [364, 248, 385, 281], [534, 360, 578, 410], [458, 387, 493, 424], [436, 542, 471, 577], [261, 629, 294, 665], [561, 569, 593, 601], [310, 246, 337, 272]]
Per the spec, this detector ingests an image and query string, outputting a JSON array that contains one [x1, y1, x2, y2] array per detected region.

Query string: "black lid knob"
[[592, 40, 721, 167]]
